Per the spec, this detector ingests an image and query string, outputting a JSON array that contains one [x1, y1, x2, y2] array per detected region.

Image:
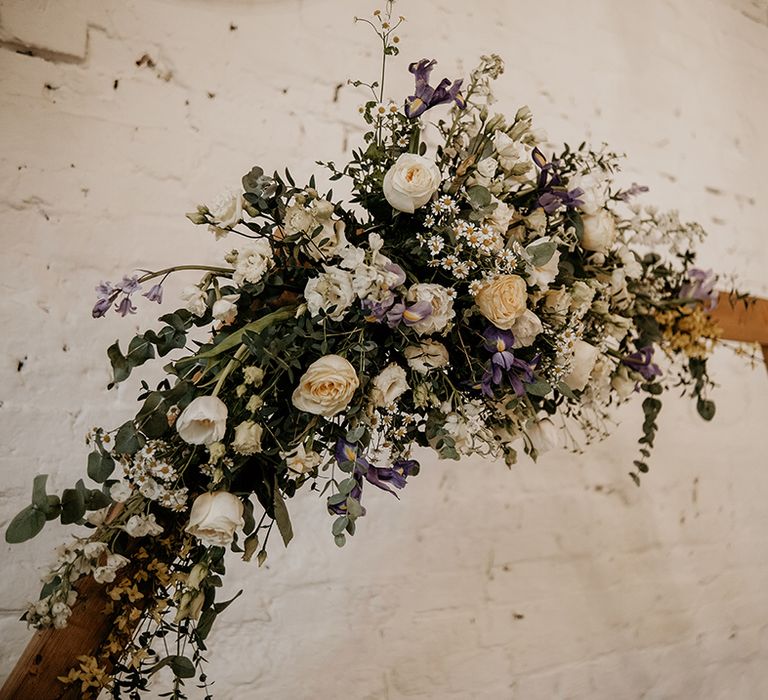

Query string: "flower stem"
[[136, 265, 234, 284], [211, 344, 249, 398]]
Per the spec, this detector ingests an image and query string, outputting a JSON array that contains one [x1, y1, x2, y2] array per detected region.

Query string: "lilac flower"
[[116, 275, 141, 295], [404, 59, 465, 119], [480, 327, 537, 397], [680, 268, 718, 310], [143, 283, 164, 304], [115, 296, 137, 317], [91, 297, 112, 318], [386, 300, 433, 329], [621, 346, 662, 381], [93, 281, 119, 318], [617, 182, 650, 201]]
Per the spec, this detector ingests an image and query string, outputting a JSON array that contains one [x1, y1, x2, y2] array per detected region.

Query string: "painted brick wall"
[[0, 1, 766, 698]]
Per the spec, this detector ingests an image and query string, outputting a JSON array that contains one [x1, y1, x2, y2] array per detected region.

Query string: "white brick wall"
[[1, 1, 766, 698]]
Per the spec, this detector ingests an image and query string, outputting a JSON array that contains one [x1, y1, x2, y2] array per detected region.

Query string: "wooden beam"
[[708, 292, 768, 371]]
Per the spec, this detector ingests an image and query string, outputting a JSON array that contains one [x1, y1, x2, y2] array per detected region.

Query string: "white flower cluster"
[[120, 440, 188, 512]]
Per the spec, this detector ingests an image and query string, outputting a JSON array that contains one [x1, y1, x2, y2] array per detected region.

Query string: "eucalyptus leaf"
[[5, 505, 46, 543], [272, 488, 293, 546]]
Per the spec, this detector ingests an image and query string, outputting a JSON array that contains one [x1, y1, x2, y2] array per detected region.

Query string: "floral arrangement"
[[6, 3, 730, 698]]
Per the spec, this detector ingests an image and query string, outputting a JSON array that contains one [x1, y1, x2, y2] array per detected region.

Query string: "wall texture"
[[1, 1, 767, 698]]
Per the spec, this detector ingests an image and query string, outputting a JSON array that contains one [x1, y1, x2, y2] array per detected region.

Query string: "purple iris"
[[386, 300, 432, 329], [480, 327, 538, 397], [680, 268, 718, 310], [386, 263, 407, 288], [404, 59, 466, 119], [531, 148, 584, 214], [621, 346, 662, 381], [143, 283, 163, 304], [362, 294, 396, 323], [335, 440, 412, 497]]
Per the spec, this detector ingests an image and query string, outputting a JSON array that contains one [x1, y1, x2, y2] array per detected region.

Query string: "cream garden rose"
[[176, 396, 228, 445], [382, 153, 441, 213], [580, 209, 617, 253], [404, 340, 450, 373], [371, 364, 410, 407], [291, 354, 359, 417], [510, 309, 543, 347], [474, 274, 528, 330], [231, 420, 264, 455], [563, 339, 600, 392], [185, 491, 244, 547]]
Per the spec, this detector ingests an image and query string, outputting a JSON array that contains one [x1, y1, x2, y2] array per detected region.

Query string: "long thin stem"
[[136, 265, 234, 284]]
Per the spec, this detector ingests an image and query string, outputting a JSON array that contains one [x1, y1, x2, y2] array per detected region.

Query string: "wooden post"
[[1, 294, 766, 698], [0, 575, 121, 700]]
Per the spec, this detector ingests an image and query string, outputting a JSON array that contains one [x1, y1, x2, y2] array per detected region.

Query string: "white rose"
[[511, 309, 543, 347], [568, 172, 608, 215], [282, 203, 315, 236], [306, 219, 348, 261], [570, 281, 596, 318], [212, 294, 240, 325], [304, 266, 355, 321], [563, 339, 600, 392], [371, 364, 410, 407], [405, 283, 455, 335], [231, 420, 264, 455], [493, 130, 527, 171], [292, 354, 359, 417], [474, 274, 528, 330], [208, 189, 243, 239], [611, 365, 637, 399], [176, 396, 228, 445], [123, 513, 163, 538], [526, 239, 561, 290], [404, 340, 450, 373], [527, 417, 560, 455], [233, 239, 274, 286], [472, 156, 498, 187], [383, 153, 441, 213], [109, 481, 133, 503], [580, 209, 617, 253], [181, 285, 207, 317], [488, 197, 515, 235], [281, 443, 322, 478], [543, 287, 572, 320], [185, 491, 244, 547]]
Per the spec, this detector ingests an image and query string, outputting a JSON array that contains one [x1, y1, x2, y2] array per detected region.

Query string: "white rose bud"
[[511, 309, 543, 347], [176, 396, 228, 445], [404, 340, 450, 373], [527, 417, 560, 455], [208, 189, 243, 239], [181, 285, 208, 317], [580, 209, 617, 253], [474, 274, 528, 330], [231, 420, 264, 455], [371, 364, 410, 407], [383, 153, 441, 213], [185, 491, 244, 547], [291, 355, 359, 417], [563, 339, 600, 392], [212, 294, 240, 326]]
